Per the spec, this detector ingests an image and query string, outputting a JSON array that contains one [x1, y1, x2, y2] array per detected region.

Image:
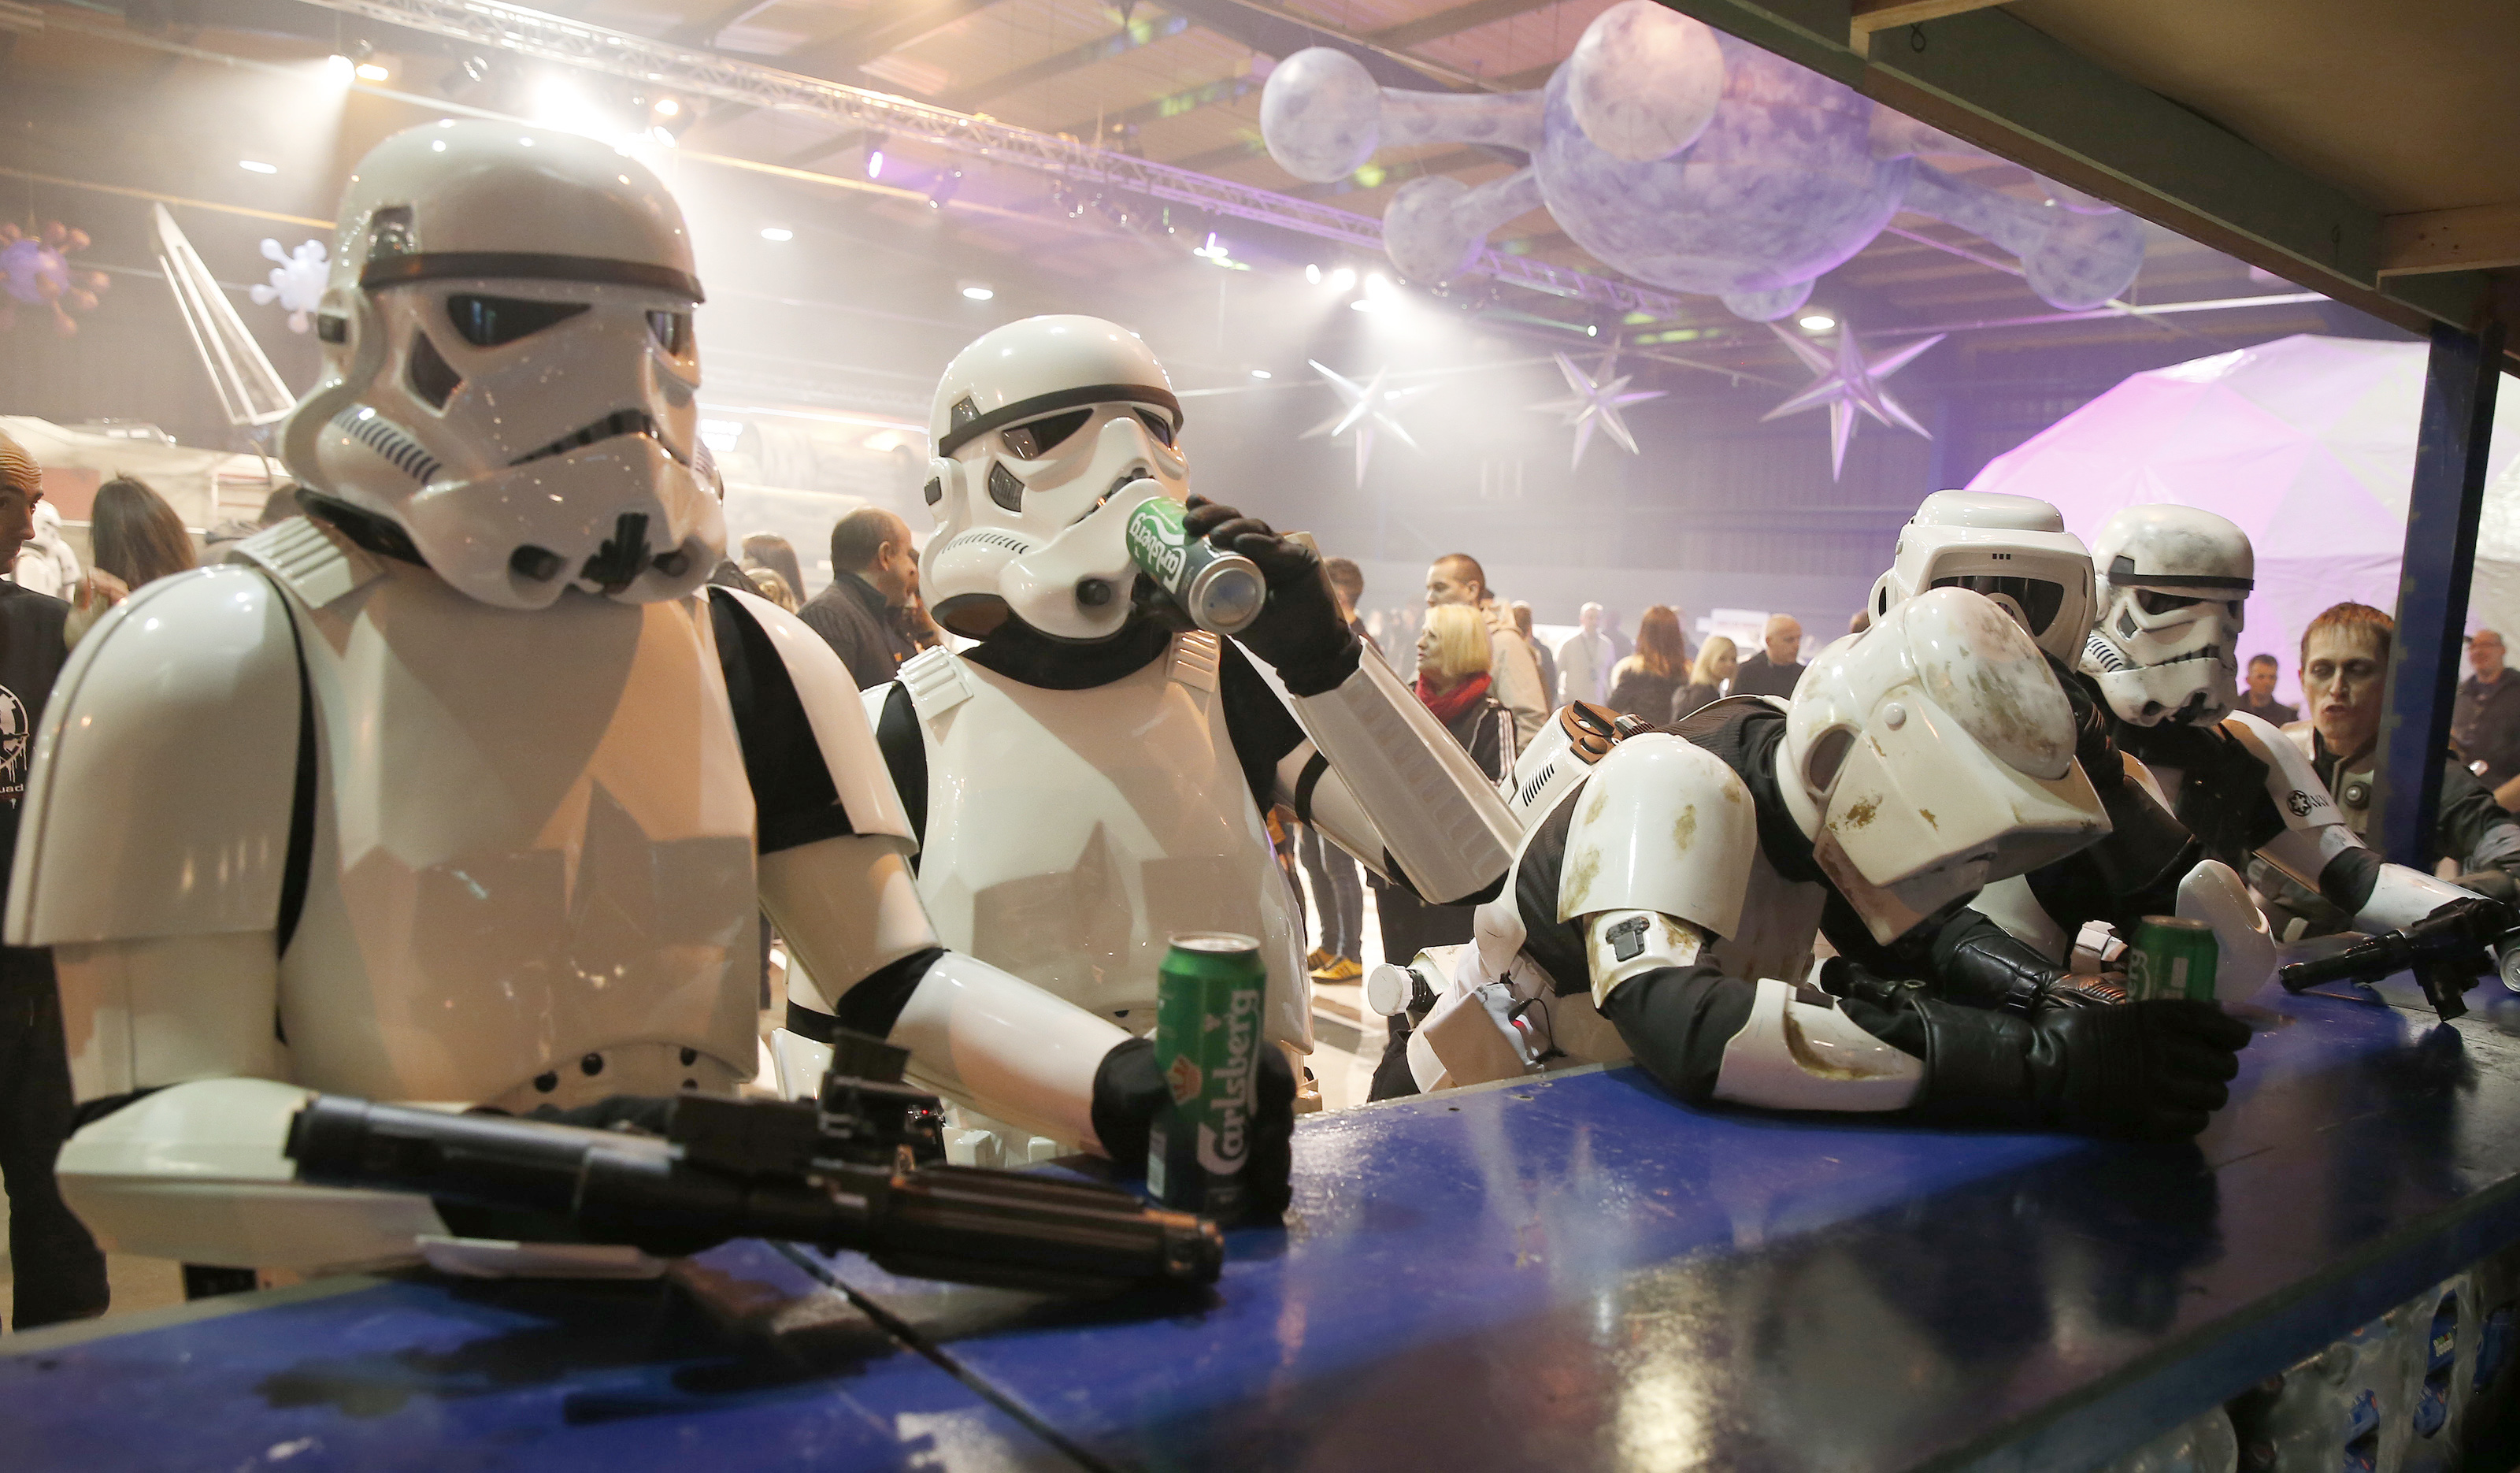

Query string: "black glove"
[[1932, 913, 2124, 1013], [1089, 1037, 1166, 1172], [1089, 1035, 1295, 1225], [1183, 496, 1359, 695], [1919, 996, 2249, 1140]]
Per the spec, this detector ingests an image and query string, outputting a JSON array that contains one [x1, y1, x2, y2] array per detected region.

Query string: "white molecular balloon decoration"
[[250, 238, 329, 333], [1260, 0, 2145, 322]]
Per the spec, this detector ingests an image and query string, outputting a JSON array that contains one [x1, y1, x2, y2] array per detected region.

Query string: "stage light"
[[1363, 272, 1393, 298], [1251, 369, 1271, 379], [355, 61, 390, 81], [962, 284, 995, 301], [325, 54, 355, 80], [1305, 264, 1321, 285], [238, 160, 278, 174], [1586, 325, 1599, 336], [761, 226, 794, 242], [653, 97, 680, 118], [1325, 265, 1356, 292], [866, 149, 885, 180], [1351, 299, 1373, 313], [1798, 313, 1836, 332]]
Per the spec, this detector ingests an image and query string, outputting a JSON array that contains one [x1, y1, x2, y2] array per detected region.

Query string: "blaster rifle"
[[2275, 896, 2520, 1021], [285, 1030, 1222, 1296]]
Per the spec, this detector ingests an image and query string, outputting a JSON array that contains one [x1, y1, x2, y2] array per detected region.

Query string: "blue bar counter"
[[8, 975, 2520, 1471]]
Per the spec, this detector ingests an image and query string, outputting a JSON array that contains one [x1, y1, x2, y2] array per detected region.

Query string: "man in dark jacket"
[[0, 429, 109, 1330], [2252, 603, 2520, 937], [2454, 629, 2520, 791], [1729, 612, 1806, 698], [797, 507, 920, 688]]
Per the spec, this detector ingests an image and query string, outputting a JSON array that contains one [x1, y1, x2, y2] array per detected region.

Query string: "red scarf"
[[1416, 670, 1492, 727]]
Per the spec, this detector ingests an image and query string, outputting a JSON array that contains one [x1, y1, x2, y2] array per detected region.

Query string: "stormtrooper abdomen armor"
[[876, 630, 1312, 1050]]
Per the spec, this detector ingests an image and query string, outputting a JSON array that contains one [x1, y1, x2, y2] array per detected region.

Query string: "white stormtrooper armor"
[[1870, 493, 2470, 977], [2080, 505, 2252, 727], [1866, 490, 2094, 665], [1395, 588, 2113, 1110], [7, 122, 1131, 1275], [777, 317, 1522, 1147]]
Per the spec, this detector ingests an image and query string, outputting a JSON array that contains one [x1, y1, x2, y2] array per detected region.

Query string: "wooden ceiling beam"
[[2381, 202, 2520, 276], [1845, 0, 2010, 46]]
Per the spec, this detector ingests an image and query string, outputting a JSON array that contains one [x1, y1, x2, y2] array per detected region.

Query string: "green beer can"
[[1148, 932, 1268, 1219], [1125, 496, 1267, 636], [2127, 915, 2218, 1001]]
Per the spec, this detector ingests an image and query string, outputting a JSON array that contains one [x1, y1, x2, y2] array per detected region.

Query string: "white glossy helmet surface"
[[278, 120, 721, 610], [1867, 490, 2095, 666], [2078, 504, 2254, 726], [1781, 587, 2108, 944], [920, 315, 1188, 641]]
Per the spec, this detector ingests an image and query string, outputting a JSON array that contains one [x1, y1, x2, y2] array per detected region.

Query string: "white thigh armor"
[[891, 633, 1313, 1051]]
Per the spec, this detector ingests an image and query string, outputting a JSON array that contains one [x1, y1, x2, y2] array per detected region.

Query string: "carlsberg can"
[[2127, 915, 2218, 1001], [1125, 496, 1268, 636], [1148, 933, 1267, 1219]]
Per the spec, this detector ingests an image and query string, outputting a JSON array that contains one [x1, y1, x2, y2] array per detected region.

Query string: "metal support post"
[[2374, 320, 2505, 867]]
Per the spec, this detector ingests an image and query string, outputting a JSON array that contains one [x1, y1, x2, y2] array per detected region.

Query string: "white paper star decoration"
[[1531, 351, 1664, 469], [1304, 361, 1437, 487], [1762, 321, 1944, 479]]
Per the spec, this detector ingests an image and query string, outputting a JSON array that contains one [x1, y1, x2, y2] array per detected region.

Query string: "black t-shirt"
[[0, 583, 69, 887]]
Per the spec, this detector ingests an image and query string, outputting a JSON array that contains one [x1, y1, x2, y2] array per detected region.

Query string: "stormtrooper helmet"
[[1779, 587, 2108, 944], [921, 315, 1188, 641], [1866, 490, 2095, 666], [2079, 505, 2254, 726], [277, 120, 721, 610]]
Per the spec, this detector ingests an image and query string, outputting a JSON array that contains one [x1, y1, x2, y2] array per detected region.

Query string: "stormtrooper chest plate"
[[280, 566, 760, 1106], [899, 634, 1309, 1045]]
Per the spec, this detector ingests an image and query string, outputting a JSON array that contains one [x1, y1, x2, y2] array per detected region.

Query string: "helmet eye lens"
[[1932, 574, 2064, 633], [647, 310, 691, 355], [1001, 409, 1091, 460], [2135, 588, 2206, 617], [447, 294, 589, 347], [1135, 408, 1177, 447]]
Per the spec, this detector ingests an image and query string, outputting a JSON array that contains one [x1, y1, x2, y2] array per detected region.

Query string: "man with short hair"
[[0, 429, 109, 1330], [1556, 602, 1613, 707], [2251, 603, 2520, 937], [1425, 552, 1547, 743], [1511, 601, 1557, 709], [2237, 652, 2297, 725], [799, 506, 921, 688], [2455, 629, 2520, 792], [1729, 613, 1807, 699]]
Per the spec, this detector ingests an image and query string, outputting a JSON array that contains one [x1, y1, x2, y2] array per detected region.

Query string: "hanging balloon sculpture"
[[250, 238, 329, 333], [0, 221, 110, 336], [1259, 0, 2145, 324]]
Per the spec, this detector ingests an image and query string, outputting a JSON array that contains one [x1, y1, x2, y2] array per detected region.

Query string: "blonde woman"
[[1672, 635, 1736, 721], [1369, 601, 1518, 1099]]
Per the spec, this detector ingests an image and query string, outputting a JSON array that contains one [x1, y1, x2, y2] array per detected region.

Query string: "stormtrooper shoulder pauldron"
[[709, 584, 915, 847], [6, 522, 344, 947], [1554, 733, 1760, 938]]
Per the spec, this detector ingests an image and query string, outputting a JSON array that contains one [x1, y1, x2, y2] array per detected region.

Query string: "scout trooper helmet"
[[278, 120, 721, 610], [1867, 490, 2095, 666], [2079, 504, 2254, 726], [921, 315, 1188, 641], [1779, 587, 2108, 944]]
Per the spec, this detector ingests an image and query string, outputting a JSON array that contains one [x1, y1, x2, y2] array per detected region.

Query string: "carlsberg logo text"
[[1129, 506, 1189, 587], [1195, 989, 1260, 1174]]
